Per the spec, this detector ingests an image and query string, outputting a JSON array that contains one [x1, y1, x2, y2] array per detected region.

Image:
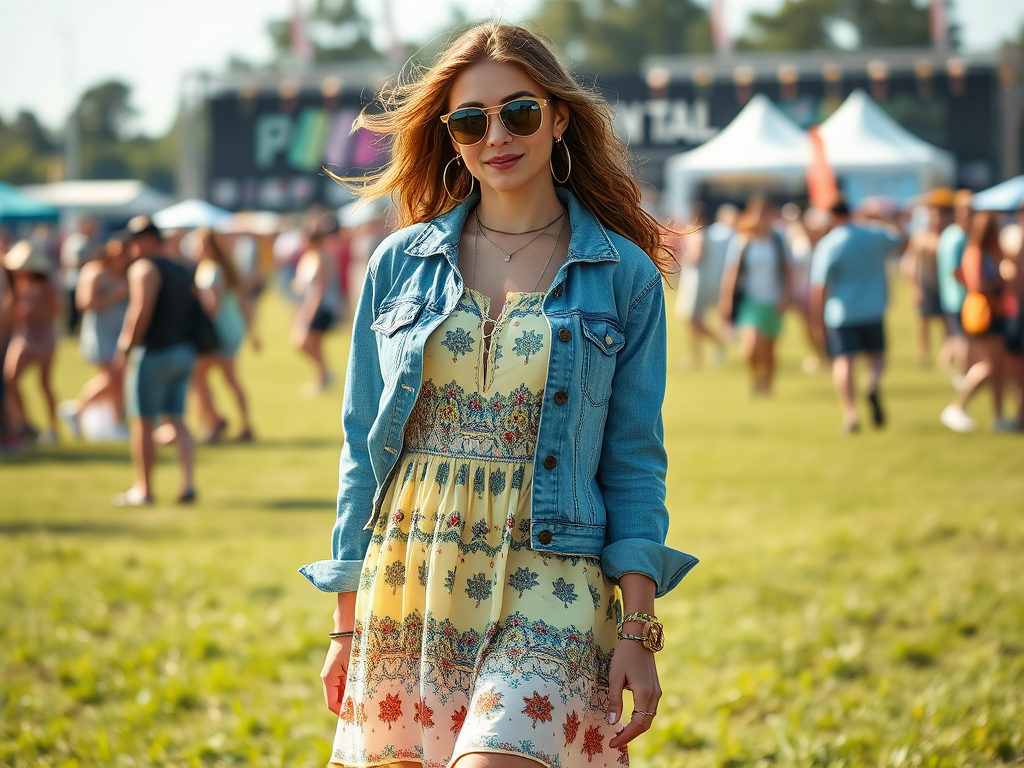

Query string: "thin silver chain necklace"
[[474, 208, 564, 262]]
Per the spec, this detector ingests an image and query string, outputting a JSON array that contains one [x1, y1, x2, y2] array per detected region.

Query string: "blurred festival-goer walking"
[[191, 227, 254, 443], [784, 203, 829, 373], [2, 240, 60, 445], [291, 213, 342, 396], [940, 211, 1012, 432], [903, 189, 954, 368], [675, 202, 730, 367], [59, 232, 131, 439], [113, 217, 197, 506], [1003, 204, 1024, 429], [60, 217, 102, 334], [937, 190, 974, 389], [719, 196, 791, 396], [0, 256, 13, 450], [810, 199, 904, 432]]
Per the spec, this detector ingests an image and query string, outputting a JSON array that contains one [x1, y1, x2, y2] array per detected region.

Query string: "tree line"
[[0, 0, 962, 190]]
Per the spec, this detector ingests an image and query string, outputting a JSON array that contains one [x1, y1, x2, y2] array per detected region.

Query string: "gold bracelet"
[[328, 630, 354, 639]]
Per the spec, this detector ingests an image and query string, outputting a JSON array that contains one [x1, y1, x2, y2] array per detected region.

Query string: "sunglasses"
[[440, 98, 551, 146]]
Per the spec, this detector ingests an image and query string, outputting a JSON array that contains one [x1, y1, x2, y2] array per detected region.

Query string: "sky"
[[0, 0, 1022, 137]]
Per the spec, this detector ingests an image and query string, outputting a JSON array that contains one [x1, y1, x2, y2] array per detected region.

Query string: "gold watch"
[[618, 611, 664, 652]]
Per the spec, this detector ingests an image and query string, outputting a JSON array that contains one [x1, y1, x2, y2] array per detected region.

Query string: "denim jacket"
[[300, 189, 697, 598]]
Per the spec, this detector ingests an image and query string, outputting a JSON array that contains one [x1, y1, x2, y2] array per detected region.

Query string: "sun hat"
[[3, 240, 53, 274]]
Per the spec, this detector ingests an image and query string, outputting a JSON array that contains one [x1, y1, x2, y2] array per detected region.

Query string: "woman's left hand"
[[606, 637, 662, 749]]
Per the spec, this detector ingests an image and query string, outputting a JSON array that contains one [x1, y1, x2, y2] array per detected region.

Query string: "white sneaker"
[[35, 428, 58, 446], [57, 401, 81, 439], [940, 404, 976, 433]]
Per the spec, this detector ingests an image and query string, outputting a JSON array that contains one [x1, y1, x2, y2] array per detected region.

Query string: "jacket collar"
[[404, 188, 621, 266]]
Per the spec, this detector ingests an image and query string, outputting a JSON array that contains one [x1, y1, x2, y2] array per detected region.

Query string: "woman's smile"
[[484, 153, 522, 170]]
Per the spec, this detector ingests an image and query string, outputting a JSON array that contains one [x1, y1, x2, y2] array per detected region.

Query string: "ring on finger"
[[632, 709, 657, 717]]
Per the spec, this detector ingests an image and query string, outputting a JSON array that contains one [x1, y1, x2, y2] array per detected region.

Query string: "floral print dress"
[[330, 289, 626, 768]]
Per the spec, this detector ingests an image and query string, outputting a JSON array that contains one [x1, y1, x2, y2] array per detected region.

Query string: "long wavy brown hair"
[[196, 227, 242, 291], [332, 22, 677, 277]]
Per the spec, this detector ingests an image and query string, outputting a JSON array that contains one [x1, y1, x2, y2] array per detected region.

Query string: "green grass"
[[2, 280, 1022, 768]]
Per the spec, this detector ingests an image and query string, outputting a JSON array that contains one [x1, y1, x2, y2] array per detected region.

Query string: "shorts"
[[944, 311, 964, 336], [308, 307, 336, 332], [125, 343, 197, 419], [735, 299, 783, 338], [1006, 314, 1024, 357], [919, 286, 943, 318], [826, 321, 886, 358]]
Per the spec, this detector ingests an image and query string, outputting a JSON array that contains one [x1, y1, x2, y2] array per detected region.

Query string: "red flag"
[[807, 126, 838, 210], [291, 0, 314, 66], [710, 0, 732, 55], [930, 0, 949, 50]]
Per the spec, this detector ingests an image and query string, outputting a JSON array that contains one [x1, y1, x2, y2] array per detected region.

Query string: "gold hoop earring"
[[550, 137, 572, 184], [443, 155, 474, 202]]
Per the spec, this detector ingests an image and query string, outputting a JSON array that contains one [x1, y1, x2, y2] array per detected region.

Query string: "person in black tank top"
[[112, 217, 198, 506]]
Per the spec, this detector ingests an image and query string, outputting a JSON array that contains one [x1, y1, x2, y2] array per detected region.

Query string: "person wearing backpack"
[[719, 196, 791, 396]]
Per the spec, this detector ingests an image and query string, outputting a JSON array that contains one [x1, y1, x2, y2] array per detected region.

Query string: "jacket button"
[[552, 285, 563, 298], [543, 455, 557, 470], [558, 328, 572, 342], [554, 390, 568, 405], [605, 334, 613, 345], [537, 529, 553, 545]]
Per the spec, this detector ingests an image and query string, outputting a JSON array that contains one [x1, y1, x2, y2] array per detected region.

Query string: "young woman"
[[299, 23, 698, 768], [191, 227, 254, 442], [719, 196, 791, 396], [940, 211, 1011, 432], [903, 197, 953, 368], [674, 202, 728, 368], [291, 214, 343, 396], [2, 240, 60, 445], [60, 234, 131, 437]]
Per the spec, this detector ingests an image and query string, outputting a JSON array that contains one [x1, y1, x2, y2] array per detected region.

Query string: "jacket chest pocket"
[[372, 301, 423, 377], [580, 316, 625, 406]]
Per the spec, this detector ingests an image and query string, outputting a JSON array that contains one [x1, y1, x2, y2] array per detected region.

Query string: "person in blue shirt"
[[299, 23, 697, 768], [936, 189, 974, 388], [810, 199, 904, 432]]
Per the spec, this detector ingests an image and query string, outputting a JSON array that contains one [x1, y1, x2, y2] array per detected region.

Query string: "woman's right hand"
[[320, 636, 353, 715]]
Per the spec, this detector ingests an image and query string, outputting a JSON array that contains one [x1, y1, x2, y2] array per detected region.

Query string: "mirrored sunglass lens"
[[448, 109, 487, 143], [500, 100, 542, 135]]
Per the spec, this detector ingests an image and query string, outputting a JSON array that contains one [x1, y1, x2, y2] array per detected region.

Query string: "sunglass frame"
[[440, 98, 552, 146]]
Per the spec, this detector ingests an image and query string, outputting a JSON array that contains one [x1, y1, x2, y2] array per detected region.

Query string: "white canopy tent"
[[818, 89, 955, 205], [662, 94, 810, 220], [153, 198, 233, 230]]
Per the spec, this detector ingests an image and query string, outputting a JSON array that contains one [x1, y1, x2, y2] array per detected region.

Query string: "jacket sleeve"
[[599, 272, 698, 598], [298, 260, 382, 593]]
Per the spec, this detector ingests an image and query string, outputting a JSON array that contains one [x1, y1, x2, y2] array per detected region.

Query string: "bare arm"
[[76, 263, 128, 312], [320, 591, 358, 715], [607, 572, 661, 749], [116, 260, 160, 355]]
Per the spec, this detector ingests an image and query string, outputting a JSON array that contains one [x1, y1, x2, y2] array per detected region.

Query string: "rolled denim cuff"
[[298, 559, 363, 593], [601, 539, 698, 598]]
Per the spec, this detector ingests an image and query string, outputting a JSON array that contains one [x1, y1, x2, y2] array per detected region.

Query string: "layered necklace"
[[474, 208, 565, 262], [472, 207, 567, 293]]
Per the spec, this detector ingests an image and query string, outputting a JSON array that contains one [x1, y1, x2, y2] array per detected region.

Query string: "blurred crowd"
[[0, 204, 390, 503], [1, 185, 1022, 499], [671, 188, 1024, 432]]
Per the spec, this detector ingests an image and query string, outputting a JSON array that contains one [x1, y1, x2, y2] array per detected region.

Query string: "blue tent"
[[0, 180, 59, 225], [971, 175, 1024, 212]]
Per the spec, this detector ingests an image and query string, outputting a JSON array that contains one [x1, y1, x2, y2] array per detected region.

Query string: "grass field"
[[2, 279, 1022, 768]]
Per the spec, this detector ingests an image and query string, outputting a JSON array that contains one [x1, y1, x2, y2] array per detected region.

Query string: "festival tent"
[[818, 89, 955, 206], [662, 93, 811, 219], [153, 198, 232, 230], [21, 180, 173, 219], [0, 180, 59, 225], [971, 175, 1024, 212]]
